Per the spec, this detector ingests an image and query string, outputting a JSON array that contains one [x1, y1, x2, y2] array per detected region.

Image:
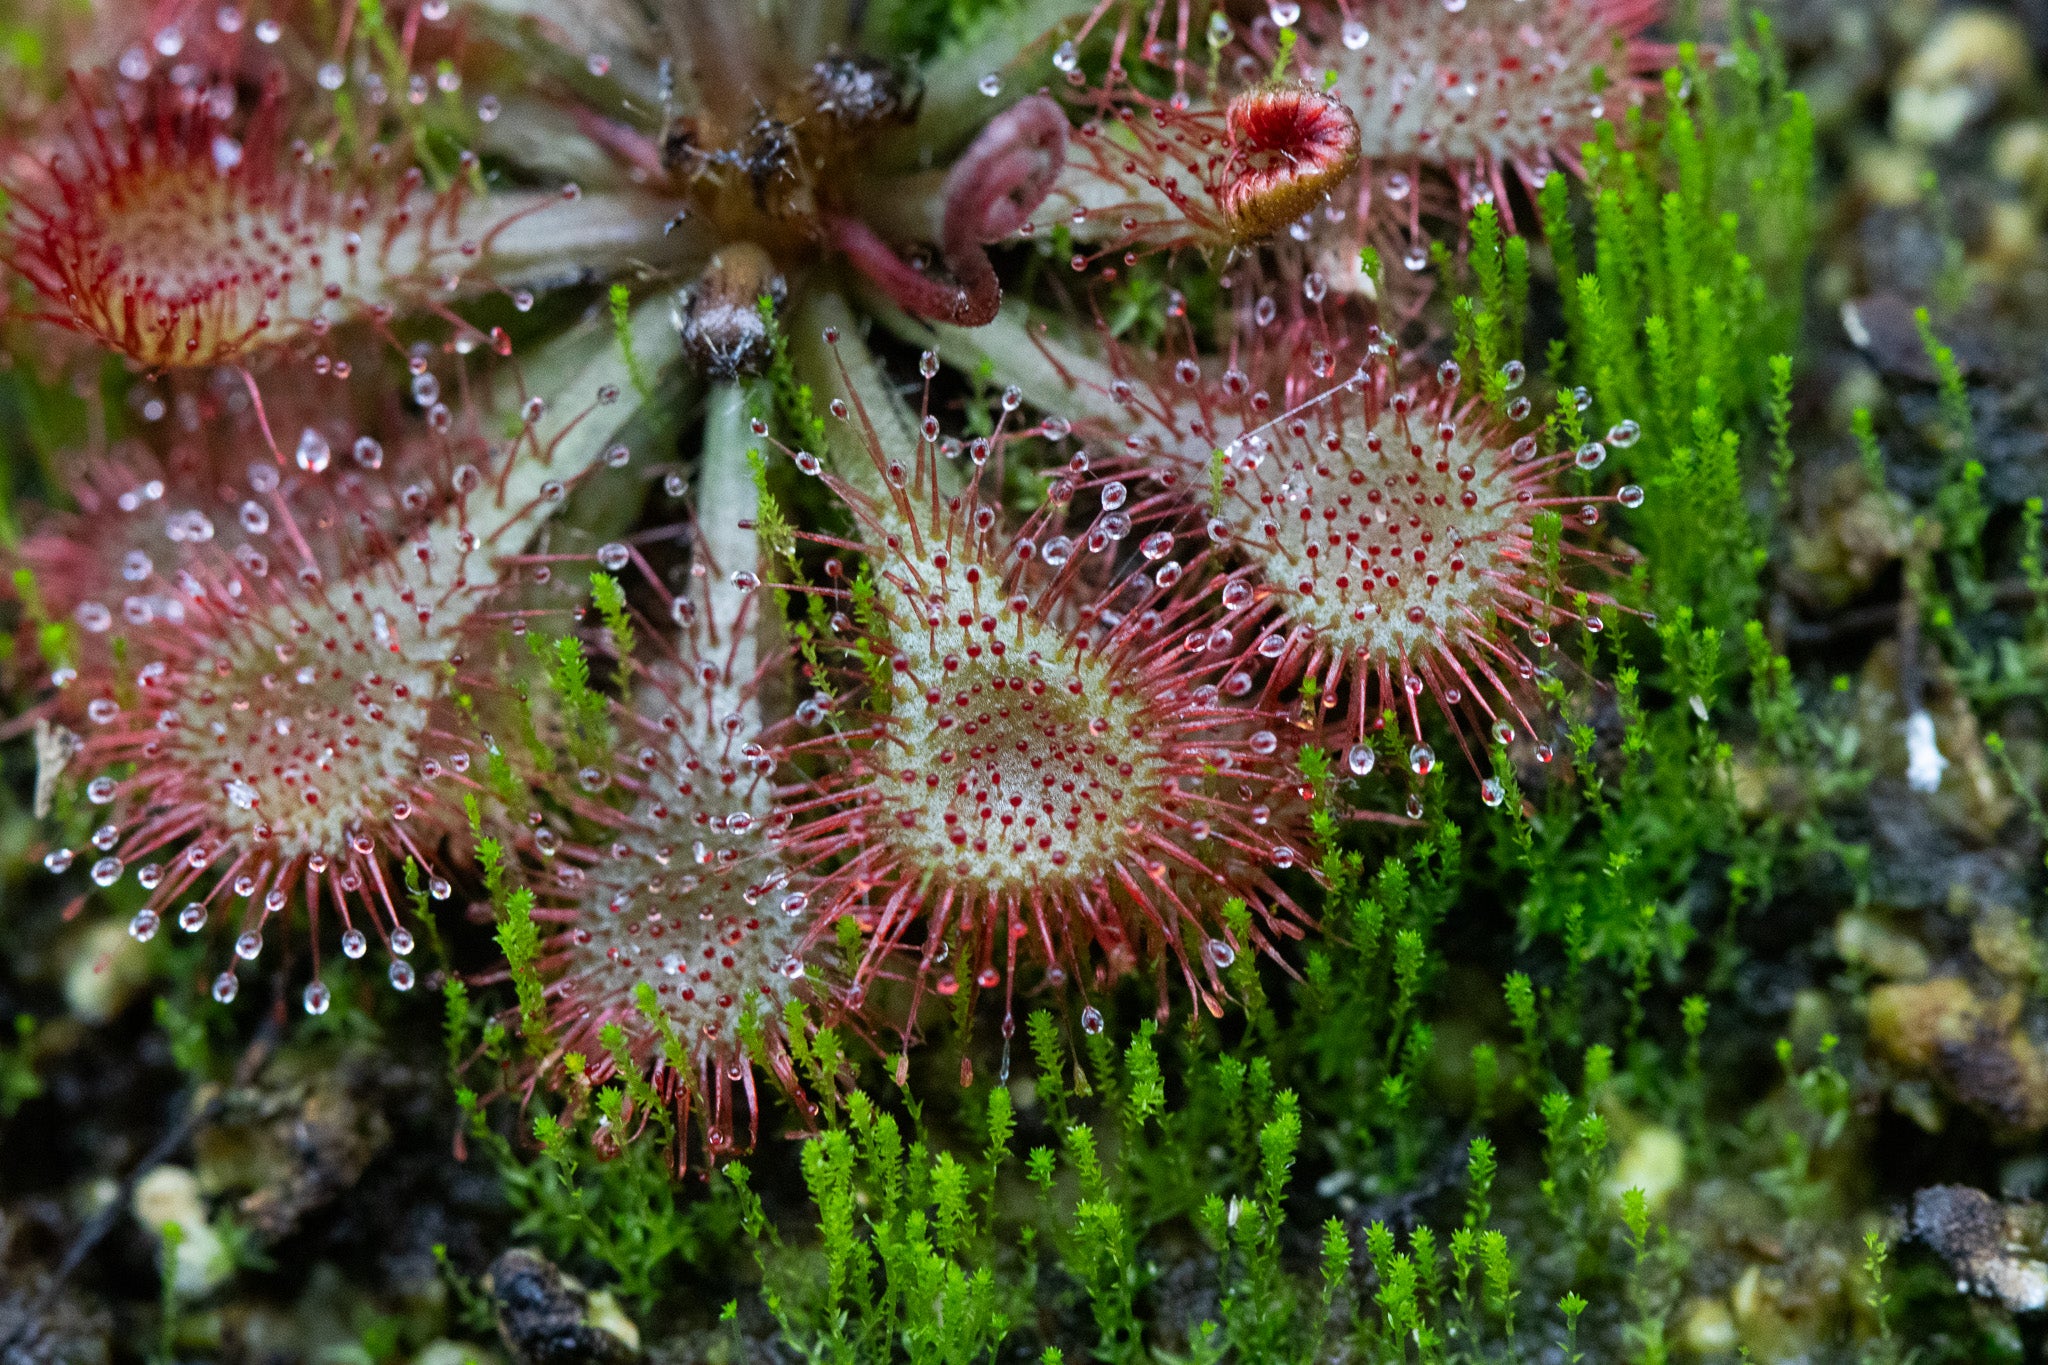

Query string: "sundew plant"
[[6, 0, 2048, 1362]]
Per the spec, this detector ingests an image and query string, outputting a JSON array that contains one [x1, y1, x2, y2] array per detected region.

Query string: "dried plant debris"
[[193, 1046, 400, 1244], [486, 1251, 641, 1365], [1911, 1185, 2048, 1313], [0, 1211, 108, 1365]]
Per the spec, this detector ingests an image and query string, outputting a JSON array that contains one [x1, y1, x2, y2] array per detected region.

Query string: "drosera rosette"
[[479, 384, 827, 1162], [459, 0, 1069, 365], [0, 9, 661, 395], [19, 299, 683, 1014], [763, 324, 1324, 1044]]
